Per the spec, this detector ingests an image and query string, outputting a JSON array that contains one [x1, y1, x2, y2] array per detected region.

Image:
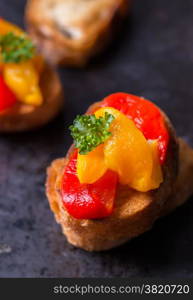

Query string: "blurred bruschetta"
[[46, 93, 193, 251], [0, 19, 63, 132], [25, 0, 130, 66]]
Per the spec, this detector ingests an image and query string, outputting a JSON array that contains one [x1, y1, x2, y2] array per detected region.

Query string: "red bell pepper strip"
[[61, 150, 118, 219], [0, 75, 17, 112], [99, 93, 169, 163]]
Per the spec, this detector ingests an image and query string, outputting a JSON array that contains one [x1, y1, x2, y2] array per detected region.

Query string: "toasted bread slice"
[[46, 116, 184, 251], [25, 0, 130, 66], [161, 138, 193, 216], [0, 64, 63, 132]]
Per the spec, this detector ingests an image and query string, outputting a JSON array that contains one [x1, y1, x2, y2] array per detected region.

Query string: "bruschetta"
[[25, 0, 130, 66], [46, 93, 193, 251], [0, 19, 63, 132]]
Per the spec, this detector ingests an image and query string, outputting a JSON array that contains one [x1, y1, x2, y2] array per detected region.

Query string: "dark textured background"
[[0, 0, 193, 278]]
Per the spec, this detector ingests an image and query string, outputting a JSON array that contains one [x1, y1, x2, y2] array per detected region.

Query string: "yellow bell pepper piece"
[[77, 144, 107, 184], [3, 61, 43, 106], [0, 18, 24, 36], [146, 140, 163, 191], [0, 19, 44, 106], [77, 107, 163, 192]]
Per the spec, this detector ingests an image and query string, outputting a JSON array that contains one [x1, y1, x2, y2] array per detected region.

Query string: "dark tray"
[[0, 0, 193, 278]]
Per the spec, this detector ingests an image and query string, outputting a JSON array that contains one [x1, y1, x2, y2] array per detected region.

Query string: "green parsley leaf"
[[0, 32, 35, 63], [69, 112, 115, 155]]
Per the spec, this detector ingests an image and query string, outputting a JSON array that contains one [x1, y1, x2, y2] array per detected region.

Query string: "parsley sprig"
[[69, 112, 115, 155], [0, 32, 35, 63]]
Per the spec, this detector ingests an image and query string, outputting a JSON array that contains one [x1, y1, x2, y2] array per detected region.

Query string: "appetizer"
[[0, 19, 63, 132], [46, 93, 193, 251], [25, 0, 130, 66]]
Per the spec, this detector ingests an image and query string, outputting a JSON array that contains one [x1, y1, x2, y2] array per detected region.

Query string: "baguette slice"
[[161, 138, 193, 216], [46, 114, 186, 252], [25, 0, 130, 66], [0, 63, 63, 132]]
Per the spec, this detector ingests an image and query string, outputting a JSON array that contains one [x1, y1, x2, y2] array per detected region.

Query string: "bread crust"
[[25, 0, 130, 66], [46, 112, 182, 251], [161, 138, 193, 216], [0, 63, 63, 132]]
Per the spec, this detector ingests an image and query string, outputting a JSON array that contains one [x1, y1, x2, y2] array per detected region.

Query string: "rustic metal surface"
[[0, 0, 193, 277]]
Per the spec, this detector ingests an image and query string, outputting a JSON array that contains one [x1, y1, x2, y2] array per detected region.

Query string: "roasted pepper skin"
[[61, 150, 118, 219], [99, 93, 169, 164], [62, 93, 169, 219], [3, 61, 43, 106], [0, 74, 17, 112], [0, 19, 43, 107]]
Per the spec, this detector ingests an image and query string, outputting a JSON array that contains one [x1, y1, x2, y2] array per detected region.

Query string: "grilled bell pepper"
[[0, 18, 23, 36], [77, 107, 163, 192], [3, 61, 43, 106], [99, 93, 169, 163], [62, 93, 169, 219], [61, 150, 118, 219], [0, 74, 17, 111], [0, 19, 43, 110]]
